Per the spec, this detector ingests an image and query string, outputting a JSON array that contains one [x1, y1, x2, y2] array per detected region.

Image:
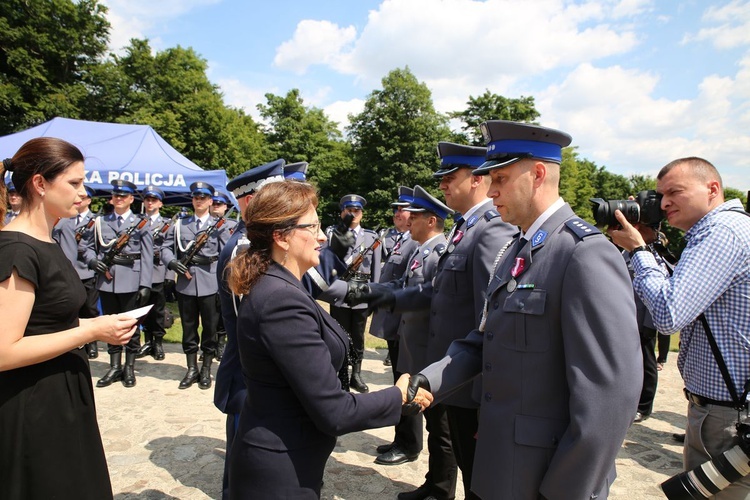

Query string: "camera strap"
[[699, 312, 749, 413]]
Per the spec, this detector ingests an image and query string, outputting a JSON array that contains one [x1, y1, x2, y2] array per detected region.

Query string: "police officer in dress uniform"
[[363, 187, 422, 462], [214, 161, 354, 500], [51, 185, 100, 359], [4, 181, 21, 224], [90, 179, 153, 388], [410, 121, 642, 500], [319, 194, 381, 393], [135, 186, 169, 361], [162, 181, 230, 390], [209, 190, 237, 361], [358, 142, 517, 500]]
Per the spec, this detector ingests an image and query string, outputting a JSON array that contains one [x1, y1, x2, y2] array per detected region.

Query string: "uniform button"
[[493, 301, 499, 309], [434, 287, 439, 293], [484, 363, 492, 371], [518, 302, 525, 309], [484, 393, 492, 402], [486, 331, 494, 340]]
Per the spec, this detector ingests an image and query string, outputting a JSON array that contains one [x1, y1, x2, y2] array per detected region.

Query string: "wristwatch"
[[629, 245, 649, 258]]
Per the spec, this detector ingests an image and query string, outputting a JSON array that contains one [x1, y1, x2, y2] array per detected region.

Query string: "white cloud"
[[274, 20, 357, 74], [215, 78, 271, 121], [101, 0, 220, 53], [323, 99, 365, 132], [683, 0, 750, 49]]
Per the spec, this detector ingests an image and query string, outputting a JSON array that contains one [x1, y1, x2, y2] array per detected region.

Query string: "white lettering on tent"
[[86, 171, 103, 184], [105, 172, 187, 187]]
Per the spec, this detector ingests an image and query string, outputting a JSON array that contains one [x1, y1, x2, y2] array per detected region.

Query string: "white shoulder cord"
[[231, 235, 251, 317], [94, 216, 116, 249], [478, 239, 513, 332], [175, 220, 194, 253]]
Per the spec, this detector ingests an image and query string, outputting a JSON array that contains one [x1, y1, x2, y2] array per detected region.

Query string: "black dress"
[[0, 232, 113, 500]]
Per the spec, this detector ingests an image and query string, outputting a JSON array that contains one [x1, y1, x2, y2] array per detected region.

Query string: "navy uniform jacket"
[[395, 235, 447, 374], [51, 211, 96, 280], [233, 263, 401, 455], [93, 212, 153, 293], [395, 200, 516, 407], [214, 221, 347, 416], [421, 204, 642, 500], [369, 232, 419, 341], [161, 214, 230, 297], [320, 226, 381, 309], [149, 214, 170, 284]]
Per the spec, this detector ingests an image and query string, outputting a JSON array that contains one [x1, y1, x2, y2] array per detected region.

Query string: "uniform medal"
[[507, 257, 525, 293], [447, 229, 464, 253]]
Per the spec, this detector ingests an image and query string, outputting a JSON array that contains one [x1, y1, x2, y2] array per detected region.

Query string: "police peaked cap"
[[83, 185, 96, 198], [111, 179, 138, 195], [142, 185, 165, 200], [340, 194, 366, 210], [212, 191, 231, 204], [190, 182, 215, 197], [434, 142, 487, 177], [474, 120, 572, 175], [283, 161, 309, 181], [227, 159, 286, 198], [391, 186, 414, 207], [404, 185, 453, 220]]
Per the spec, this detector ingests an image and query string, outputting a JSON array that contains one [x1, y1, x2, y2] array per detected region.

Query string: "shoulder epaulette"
[[434, 243, 447, 255], [363, 228, 378, 235], [484, 209, 500, 221], [564, 218, 601, 240]]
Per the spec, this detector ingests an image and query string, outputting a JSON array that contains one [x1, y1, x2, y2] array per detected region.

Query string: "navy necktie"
[[117, 216, 123, 228], [196, 219, 202, 232]]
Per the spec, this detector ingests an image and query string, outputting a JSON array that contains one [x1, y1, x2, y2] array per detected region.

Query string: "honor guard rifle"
[[75, 208, 102, 243], [179, 216, 227, 280], [100, 216, 149, 280], [153, 210, 184, 239], [341, 226, 381, 282]]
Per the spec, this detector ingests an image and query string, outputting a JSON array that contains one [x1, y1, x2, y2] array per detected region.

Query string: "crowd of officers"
[[20, 119, 655, 500]]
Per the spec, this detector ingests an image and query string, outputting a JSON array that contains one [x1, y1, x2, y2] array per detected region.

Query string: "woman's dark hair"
[[227, 180, 319, 295], [1, 137, 85, 212]]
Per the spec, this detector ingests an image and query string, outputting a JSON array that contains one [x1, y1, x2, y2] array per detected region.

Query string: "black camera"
[[589, 190, 664, 227], [661, 422, 750, 499]]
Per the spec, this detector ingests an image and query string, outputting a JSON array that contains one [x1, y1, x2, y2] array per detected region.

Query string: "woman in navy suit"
[[226, 180, 431, 499]]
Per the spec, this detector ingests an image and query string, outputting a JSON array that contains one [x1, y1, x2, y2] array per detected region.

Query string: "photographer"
[[609, 157, 750, 498]]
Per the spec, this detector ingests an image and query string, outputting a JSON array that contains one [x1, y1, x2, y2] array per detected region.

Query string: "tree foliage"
[[0, 0, 110, 134], [449, 90, 540, 145], [347, 67, 451, 227]]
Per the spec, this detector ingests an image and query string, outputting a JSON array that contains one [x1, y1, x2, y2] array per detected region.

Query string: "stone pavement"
[[91, 343, 686, 499]]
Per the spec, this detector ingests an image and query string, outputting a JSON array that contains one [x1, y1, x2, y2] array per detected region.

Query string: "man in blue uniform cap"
[[408, 120, 642, 500], [136, 185, 170, 361], [283, 161, 309, 181], [90, 179, 153, 388], [4, 181, 21, 224], [162, 181, 231, 390]]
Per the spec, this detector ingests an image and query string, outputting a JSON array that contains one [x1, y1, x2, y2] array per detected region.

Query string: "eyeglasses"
[[291, 222, 321, 234]]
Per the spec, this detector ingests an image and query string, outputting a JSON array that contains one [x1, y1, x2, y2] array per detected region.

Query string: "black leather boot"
[[216, 335, 226, 361], [122, 352, 136, 388], [136, 332, 153, 359], [96, 353, 123, 388], [179, 353, 199, 389], [198, 355, 214, 390], [86, 341, 98, 359], [152, 338, 165, 360], [350, 361, 369, 393]]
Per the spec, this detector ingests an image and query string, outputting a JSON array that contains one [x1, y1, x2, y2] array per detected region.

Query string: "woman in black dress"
[[225, 180, 432, 499], [0, 137, 139, 500]]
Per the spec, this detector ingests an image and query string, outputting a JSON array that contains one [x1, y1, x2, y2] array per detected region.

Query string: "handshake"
[[395, 373, 433, 416]]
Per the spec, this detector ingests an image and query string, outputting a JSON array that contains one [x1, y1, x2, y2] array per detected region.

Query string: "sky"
[[100, 0, 750, 191]]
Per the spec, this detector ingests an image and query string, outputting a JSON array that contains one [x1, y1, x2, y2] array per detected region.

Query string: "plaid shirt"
[[632, 199, 750, 402]]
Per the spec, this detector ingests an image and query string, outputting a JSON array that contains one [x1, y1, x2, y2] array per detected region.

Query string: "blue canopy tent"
[[0, 117, 233, 207]]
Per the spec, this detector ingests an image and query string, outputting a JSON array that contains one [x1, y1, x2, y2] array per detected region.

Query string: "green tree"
[[0, 0, 110, 134], [449, 90, 540, 145], [347, 67, 451, 227], [257, 89, 354, 223]]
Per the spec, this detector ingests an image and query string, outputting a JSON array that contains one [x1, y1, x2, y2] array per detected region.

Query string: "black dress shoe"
[[672, 432, 686, 443], [397, 483, 432, 500], [376, 442, 395, 454], [383, 353, 391, 366], [375, 446, 419, 466], [633, 411, 649, 423]]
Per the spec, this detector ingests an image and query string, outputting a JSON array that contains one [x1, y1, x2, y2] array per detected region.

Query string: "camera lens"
[[589, 198, 640, 226], [661, 441, 750, 499]]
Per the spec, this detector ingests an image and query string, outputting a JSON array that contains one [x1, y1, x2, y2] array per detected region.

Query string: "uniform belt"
[[189, 255, 219, 265], [111, 254, 141, 265], [684, 388, 746, 409]]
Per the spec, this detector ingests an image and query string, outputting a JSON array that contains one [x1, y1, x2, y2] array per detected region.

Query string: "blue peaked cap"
[[405, 185, 453, 220], [227, 159, 286, 198], [434, 142, 487, 177]]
